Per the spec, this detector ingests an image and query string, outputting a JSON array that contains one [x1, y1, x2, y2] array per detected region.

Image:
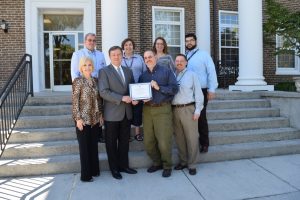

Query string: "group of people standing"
[[71, 33, 218, 182]]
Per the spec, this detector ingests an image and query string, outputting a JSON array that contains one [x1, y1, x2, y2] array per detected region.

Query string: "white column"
[[229, 0, 273, 91], [195, 0, 211, 54], [101, 0, 128, 63]]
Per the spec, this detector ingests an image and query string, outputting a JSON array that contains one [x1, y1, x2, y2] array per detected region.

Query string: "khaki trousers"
[[173, 105, 200, 168], [143, 104, 173, 169]]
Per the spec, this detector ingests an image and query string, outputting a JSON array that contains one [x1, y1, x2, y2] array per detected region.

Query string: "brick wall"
[[128, 0, 142, 53], [0, 0, 26, 90], [96, 0, 102, 51]]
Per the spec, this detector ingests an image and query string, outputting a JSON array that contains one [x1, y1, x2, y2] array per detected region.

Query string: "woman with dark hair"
[[121, 38, 146, 141], [152, 37, 176, 73]]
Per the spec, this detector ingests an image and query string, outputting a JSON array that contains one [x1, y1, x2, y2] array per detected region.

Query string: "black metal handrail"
[[216, 60, 239, 88], [0, 54, 33, 157]]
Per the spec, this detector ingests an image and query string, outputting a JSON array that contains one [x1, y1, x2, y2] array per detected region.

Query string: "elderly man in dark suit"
[[98, 46, 138, 180]]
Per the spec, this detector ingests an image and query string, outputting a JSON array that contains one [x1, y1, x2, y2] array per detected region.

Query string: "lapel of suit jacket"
[[109, 65, 125, 87]]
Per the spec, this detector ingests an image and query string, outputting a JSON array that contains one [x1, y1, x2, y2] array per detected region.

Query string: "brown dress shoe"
[[147, 165, 163, 173], [174, 164, 187, 170]]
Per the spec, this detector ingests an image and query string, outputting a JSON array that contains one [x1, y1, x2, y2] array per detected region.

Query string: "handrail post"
[[27, 54, 34, 97]]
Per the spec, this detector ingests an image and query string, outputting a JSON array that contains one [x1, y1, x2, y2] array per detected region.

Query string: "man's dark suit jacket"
[[98, 64, 134, 121]]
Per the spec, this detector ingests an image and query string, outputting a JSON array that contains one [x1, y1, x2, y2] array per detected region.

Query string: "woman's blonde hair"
[[79, 56, 94, 77]]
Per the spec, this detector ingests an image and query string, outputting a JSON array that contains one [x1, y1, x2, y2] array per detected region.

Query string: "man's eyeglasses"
[[144, 56, 154, 60], [87, 39, 96, 42], [185, 39, 195, 43]]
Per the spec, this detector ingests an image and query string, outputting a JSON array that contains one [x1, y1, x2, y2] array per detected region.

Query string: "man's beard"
[[186, 44, 196, 51]]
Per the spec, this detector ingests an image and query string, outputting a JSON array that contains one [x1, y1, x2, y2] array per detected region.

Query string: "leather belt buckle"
[[172, 102, 195, 108]]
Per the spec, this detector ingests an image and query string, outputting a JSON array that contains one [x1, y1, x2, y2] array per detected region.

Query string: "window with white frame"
[[152, 6, 185, 59], [276, 35, 300, 75], [219, 11, 239, 67]]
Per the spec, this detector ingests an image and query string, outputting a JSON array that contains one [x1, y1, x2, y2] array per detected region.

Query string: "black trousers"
[[198, 88, 209, 147], [132, 101, 143, 127], [104, 116, 131, 171], [76, 123, 100, 181]]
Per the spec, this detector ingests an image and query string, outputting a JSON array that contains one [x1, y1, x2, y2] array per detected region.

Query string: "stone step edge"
[[10, 127, 299, 144], [17, 115, 287, 122], [1, 139, 300, 177], [8, 127, 300, 147], [4, 138, 300, 159]]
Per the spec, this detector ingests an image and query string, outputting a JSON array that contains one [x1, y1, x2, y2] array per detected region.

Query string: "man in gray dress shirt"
[[71, 33, 107, 143], [172, 54, 204, 175]]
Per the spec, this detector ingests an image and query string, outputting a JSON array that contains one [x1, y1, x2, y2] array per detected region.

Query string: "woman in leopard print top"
[[72, 56, 103, 182]]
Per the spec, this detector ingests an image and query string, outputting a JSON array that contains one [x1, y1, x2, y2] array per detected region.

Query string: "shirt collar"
[[186, 47, 199, 55], [146, 64, 158, 73], [176, 68, 187, 76], [112, 64, 122, 71], [84, 47, 95, 54], [123, 52, 137, 59]]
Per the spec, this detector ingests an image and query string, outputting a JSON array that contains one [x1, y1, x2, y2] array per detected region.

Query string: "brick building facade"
[[0, 0, 299, 91]]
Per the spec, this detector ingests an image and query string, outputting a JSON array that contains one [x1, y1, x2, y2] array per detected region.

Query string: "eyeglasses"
[[185, 39, 195, 43], [87, 39, 96, 42], [144, 56, 154, 59]]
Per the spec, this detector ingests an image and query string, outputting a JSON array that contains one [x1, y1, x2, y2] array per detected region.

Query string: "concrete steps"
[[4, 128, 300, 160], [15, 115, 288, 130], [210, 127, 300, 145], [1, 90, 300, 177], [9, 127, 76, 143], [208, 117, 289, 132], [1, 139, 300, 177], [20, 105, 72, 116], [2, 140, 145, 159], [207, 107, 279, 120], [207, 99, 270, 110]]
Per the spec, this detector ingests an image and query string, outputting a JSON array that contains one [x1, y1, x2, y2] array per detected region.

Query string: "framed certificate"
[[129, 82, 152, 100]]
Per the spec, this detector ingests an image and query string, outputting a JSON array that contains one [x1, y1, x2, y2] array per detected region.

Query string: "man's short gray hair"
[[85, 33, 96, 40]]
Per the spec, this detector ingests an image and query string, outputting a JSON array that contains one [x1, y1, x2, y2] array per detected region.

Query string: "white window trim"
[[275, 35, 300, 75], [152, 6, 185, 54], [218, 10, 239, 62], [25, 0, 96, 92]]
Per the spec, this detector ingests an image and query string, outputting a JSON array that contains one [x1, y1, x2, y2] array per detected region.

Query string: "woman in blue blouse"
[[121, 38, 147, 141]]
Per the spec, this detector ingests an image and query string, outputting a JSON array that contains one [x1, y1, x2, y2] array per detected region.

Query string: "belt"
[[144, 102, 169, 107], [172, 102, 195, 108]]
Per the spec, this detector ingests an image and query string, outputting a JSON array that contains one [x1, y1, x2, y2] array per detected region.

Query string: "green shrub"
[[274, 82, 296, 92]]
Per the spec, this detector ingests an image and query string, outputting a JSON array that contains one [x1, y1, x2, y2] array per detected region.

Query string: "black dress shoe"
[[120, 167, 137, 174], [189, 168, 197, 175], [81, 177, 94, 182], [111, 170, 122, 180], [147, 165, 163, 173], [174, 164, 187, 170], [162, 169, 172, 177], [200, 145, 208, 153]]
